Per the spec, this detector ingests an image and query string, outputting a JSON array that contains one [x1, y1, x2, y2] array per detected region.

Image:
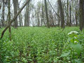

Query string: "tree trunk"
[[58, 0, 65, 28], [79, 0, 84, 31], [2, 0, 5, 26], [49, 10, 54, 26], [25, 1, 30, 26], [69, 5, 71, 26], [13, 0, 18, 28], [8, 0, 11, 40], [19, 14, 22, 26], [66, 0, 69, 26], [57, 6, 60, 27], [75, 8, 78, 26], [44, 0, 50, 28], [37, 12, 40, 27]]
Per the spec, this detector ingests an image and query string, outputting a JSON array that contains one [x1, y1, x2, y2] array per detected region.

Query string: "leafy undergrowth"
[[0, 27, 84, 63]]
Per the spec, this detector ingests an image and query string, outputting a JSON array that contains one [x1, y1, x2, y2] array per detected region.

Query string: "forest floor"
[[0, 27, 84, 63]]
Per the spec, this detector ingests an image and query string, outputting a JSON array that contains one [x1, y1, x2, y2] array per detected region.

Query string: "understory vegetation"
[[0, 27, 84, 63]]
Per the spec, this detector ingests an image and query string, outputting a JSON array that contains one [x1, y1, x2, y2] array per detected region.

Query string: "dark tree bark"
[[13, 0, 18, 28], [25, 0, 30, 26], [2, 0, 5, 26], [58, 0, 65, 28], [69, 5, 71, 26], [8, 0, 11, 40], [75, 8, 78, 26], [49, 10, 54, 26], [79, 0, 84, 31], [19, 14, 22, 26], [37, 11, 40, 27], [57, 5, 60, 27], [44, 0, 50, 28], [66, 0, 69, 26], [0, 0, 31, 39]]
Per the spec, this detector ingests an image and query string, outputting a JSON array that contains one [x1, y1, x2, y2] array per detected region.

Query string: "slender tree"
[[25, 0, 30, 26], [75, 8, 78, 26], [69, 5, 71, 26], [2, 0, 5, 26], [66, 0, 69, 26], [8, 0, 11, 40], [58, 0, 65, 28], [57, 6, 60, 26], [13, 0, 18, 28], [44, 0, 50, 28]]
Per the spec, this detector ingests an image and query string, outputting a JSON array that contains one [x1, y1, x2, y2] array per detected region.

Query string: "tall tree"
[[44, 0, 50, 28], [18, 1, 22, 26], [66, 0, 69, 26], [69, 5, 71, 26], [49, 10, 54, 26], [58, 0, 65, 28], [2, 0, 5, 26], [25, 0, 30, 26], [75, 8, 78, 26], [57, 6, 60, 26], [13, 0, 18, 28], [41, 1, 44, 26], [79, 0, 84, 31], [8, 0, 11, 40], [19, 14, 22, 26]]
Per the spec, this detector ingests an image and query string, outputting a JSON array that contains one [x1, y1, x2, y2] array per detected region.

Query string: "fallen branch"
[[0, 0, 31, 39]]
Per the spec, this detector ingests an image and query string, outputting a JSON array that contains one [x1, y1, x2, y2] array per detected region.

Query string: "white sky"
[[36, 0, 57, 4]]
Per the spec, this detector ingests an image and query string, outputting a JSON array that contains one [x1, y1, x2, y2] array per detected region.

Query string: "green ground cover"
[[0, 27, 84, 63]]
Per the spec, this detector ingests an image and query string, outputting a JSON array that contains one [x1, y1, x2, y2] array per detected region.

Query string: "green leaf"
[[74, 59, 82, 63], [70, 43, 82, 55], [60, 51, 70, 57]]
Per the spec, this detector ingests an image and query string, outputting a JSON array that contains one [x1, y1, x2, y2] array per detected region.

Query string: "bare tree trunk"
[[49, 10, 54, 26], [37, 12, 40, 27], [79, 0, 84, 31], [57, 6, 60, 26], [44, 0, 50, 28], [25, 2, 30, 26], [13, 0, 18, 28], [69, 5, 71, 26], [66, 0, 69, 26], [8, 0, 11, 40], [58, 0, 65, 28], [19, 14, 22, 26], [75, 8, 78, 26], [0, 0, 31, 39], [2, 0, 5, 26]]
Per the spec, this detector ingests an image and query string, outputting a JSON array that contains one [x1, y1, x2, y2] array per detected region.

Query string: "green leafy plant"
[[61, 31, 83, 63], [0, 27, 84, 63]]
